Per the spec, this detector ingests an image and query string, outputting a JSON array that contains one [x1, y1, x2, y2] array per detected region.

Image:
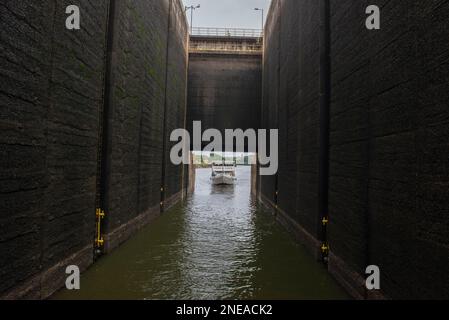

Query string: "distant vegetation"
[[193, 153, 254, 168]]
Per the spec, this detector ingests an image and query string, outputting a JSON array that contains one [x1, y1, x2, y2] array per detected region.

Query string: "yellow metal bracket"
[[321, 243, 329, 255], [95, 208, 105, 248], [322, 217, 329, 226]]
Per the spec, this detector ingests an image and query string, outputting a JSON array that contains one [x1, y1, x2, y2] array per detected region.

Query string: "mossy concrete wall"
[[0, 0, 188, 299], [102, 0, 188, 252], [328, 0, 449, 300], [260, 0, 449, 299], [260, 0, 323, 259]]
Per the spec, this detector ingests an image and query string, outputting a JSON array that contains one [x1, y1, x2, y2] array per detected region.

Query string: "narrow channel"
[[54, 167, 347, 300]]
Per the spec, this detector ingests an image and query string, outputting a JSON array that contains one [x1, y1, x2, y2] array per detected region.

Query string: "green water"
[[54, 168, 348, 300]]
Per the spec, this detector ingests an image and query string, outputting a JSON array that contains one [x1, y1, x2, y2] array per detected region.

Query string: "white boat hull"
[[211, 174, 235, 185]]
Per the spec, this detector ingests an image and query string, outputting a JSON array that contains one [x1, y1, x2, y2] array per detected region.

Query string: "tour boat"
[[211, 161, 237, 185]]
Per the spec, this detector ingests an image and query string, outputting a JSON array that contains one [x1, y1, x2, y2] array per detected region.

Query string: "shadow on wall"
[[0, 0, 189, 299]]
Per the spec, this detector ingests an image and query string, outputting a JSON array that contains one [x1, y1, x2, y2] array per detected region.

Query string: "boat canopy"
[[212, 161, 235, 166], [212, 161, 236, 173]]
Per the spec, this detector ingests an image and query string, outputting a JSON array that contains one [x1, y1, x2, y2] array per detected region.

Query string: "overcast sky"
[[182, 0, 271, 30]]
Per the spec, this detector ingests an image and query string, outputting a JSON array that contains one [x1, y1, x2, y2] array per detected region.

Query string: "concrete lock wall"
[[0, 0, 109, 299], [0, 0, 188, 299], [260, 0, 323, 258], [328, 0, 449, 300], [162, 0, 189, 209], [259, 1, 280, 210], [260, 0, 449, 299], [102, 0, 188, 251], [187, 38, 262, 149]]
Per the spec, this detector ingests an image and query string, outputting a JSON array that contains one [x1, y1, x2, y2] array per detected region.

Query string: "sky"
[[182, 0, 272, 30]]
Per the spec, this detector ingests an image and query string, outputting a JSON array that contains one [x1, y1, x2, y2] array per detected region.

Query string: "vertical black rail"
[[257, 13, 266, 198], [274, 0, 281, 208], [95, 0, 117, 254], [319, 0, 331, 263], [182, 24, 190, 200], [160, 0, 173, 212]]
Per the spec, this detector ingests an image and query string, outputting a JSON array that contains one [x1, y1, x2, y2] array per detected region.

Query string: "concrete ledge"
[[251, 165, 257, 197], [164, 189, 184, 212], [257, 193, 388, 300], [104, 189, 184, 253], [1, 244, 93, 300], [258, 194, 322, 261], [328, 251, 387, 300], [328, 251, 366, 300], [104, 204, 161, 254], [367, 288, 388, 300], [276, 207, 323, 262]]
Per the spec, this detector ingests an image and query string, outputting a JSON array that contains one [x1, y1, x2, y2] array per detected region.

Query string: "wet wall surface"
[[1, 0, 110, 298], [328, 0, 449, 299], [187, 51, 262, 151], [0, 0, 188, 298], [104, 0, 188, 234], [261, 0, 322, 240], [261, 0, 449, 299]]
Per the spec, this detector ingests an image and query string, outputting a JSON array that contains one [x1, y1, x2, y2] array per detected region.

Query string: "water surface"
[[54, 167, 347, 300]]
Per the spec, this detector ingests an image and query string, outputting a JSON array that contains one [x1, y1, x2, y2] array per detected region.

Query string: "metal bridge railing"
[[189, 43, 263, 53], [189, 40, 263, 53], [191, 27, 263, 38]]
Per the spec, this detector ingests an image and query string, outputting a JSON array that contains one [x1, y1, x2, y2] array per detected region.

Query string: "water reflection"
[[179, 168, 258, 299], [54, 167, 348, 300]]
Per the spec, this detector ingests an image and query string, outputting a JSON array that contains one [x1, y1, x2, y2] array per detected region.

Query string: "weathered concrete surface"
[[162, 0, 189, 206], [260, 0, 323, 256], [258, 0, 279, 210], [0, 0, 188, 299], [187, 38, 262, 151], [260, 0, 449, 299], [328, 0, 449, 300], [102, 0, 188, 246], [0, 0, 109, 299]]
